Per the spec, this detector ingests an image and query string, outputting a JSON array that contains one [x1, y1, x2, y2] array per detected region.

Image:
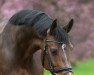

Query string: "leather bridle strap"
[[43, 44, 55, 72], [46, 40, 64, 44], [52, 67, 72, 73]]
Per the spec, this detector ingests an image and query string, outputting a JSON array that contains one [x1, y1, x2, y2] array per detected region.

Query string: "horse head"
[[42, 19, 74, 75]]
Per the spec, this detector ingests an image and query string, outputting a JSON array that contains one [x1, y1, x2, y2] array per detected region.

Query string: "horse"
[[0, 9, 74, 75]]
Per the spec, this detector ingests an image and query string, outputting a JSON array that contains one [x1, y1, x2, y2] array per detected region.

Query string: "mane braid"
[[8, 9, 69, 44]]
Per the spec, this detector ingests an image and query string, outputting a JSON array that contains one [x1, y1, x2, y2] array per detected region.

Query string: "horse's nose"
[[65, 72, 73, 75], [56, 72, 73, 75]]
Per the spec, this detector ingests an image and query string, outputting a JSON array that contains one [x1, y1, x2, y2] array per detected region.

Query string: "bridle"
[[42, 40, 73, 75]]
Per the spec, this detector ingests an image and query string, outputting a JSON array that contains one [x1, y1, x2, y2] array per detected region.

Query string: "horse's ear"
[[49, 19, 57, 34], [63, 19, 74, 33]]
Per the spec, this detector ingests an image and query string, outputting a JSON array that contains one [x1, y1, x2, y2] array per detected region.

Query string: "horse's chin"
[[56, 72, 73, 75]]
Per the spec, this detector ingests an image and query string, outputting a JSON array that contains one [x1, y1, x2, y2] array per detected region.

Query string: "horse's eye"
[[51, 48, 57, 55]]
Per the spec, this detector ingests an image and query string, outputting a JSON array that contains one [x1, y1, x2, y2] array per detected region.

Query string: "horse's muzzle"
[[65, 72, 74, 75]]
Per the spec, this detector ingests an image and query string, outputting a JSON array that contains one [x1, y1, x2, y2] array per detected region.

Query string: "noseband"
[[42, 40, 73, 75]]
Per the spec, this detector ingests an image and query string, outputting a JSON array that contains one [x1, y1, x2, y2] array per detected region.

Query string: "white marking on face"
[[61, 44, 71, 67], [62, 44, 66, 50]]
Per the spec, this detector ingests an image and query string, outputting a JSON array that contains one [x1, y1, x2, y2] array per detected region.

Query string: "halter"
[[42, 40, 73, 75]]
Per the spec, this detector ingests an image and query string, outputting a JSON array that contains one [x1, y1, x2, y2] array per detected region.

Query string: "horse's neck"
[[6, 51, 43, 75], [30, 50, 43, 75], [0, 24, 44, 75]]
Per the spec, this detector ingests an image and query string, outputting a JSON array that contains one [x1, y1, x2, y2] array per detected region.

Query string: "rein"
[[42, 40, 73, 75]]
